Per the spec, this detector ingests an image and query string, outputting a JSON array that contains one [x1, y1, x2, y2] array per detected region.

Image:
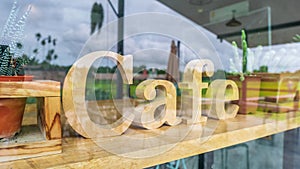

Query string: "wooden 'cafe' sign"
[[63, 51, 239, 138]]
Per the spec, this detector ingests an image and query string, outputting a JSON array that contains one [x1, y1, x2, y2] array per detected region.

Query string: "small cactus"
[[241, 30, 248, 74], [230, 29, 249, 81]]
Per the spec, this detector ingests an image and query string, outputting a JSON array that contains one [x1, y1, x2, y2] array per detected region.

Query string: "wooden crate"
[[0, 80, 61, 162]]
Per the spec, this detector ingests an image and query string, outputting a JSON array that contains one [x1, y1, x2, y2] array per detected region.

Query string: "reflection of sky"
[[0, 0, 299, 73], [250, 43, 300, 73], [0, 0, 231, 69]]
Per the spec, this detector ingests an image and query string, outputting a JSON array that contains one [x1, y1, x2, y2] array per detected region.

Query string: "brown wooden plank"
[[0, 80, 60, 98], [37, 97, 61, 140], [0, 139, 61, 162]]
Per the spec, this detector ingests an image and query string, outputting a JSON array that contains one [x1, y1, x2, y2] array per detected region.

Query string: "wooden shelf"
[[1, 109, 300, 168], [0, 80, 61, 162]]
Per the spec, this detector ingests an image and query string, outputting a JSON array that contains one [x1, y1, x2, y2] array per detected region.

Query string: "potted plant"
[[0, 1, 32, 139], [0, 45, 32, 139], [227, 30, 261, 114]]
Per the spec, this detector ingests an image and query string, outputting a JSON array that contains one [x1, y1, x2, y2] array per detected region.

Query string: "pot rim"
[[0, 75, 33, 82]]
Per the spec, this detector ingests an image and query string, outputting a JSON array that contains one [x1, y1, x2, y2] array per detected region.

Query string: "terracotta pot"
[[227, 75, 261, 114], [0, 75, 32, 139], [0, 98, 27, 138]]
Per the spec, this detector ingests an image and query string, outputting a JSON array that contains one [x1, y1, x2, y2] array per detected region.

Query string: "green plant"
[[0, 45, 29, 76], [241, 30, 248, 74], [254, 65, 268, 73], [293, 34, 300, 42], [0, 0, 31, 76], [231, 29, 249, 81]]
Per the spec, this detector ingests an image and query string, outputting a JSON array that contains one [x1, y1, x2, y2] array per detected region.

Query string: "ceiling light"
[[226, 10, 242, 27]]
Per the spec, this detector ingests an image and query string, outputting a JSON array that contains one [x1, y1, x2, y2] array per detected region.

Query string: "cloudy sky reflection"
[[0, 0, 231, 67], [1, 0, 299, 73]]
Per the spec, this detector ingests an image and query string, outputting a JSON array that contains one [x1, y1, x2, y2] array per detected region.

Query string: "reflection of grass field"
[[86, 80, 117, 100], [87, 80, 181, 100], [260, 79, 299, 98], [85, 77, 300, 103], [130, 85, 137, 98]]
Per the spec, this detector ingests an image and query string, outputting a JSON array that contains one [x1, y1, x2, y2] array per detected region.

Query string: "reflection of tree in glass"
[[32, 33, 58, 65], [90, 2, 104, 35]]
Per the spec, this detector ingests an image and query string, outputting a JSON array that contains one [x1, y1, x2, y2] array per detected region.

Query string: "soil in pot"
[[0, 98, 27, 139]]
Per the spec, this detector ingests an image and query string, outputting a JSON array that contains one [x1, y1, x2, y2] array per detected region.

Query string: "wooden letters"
[[133, 79, 181, 129], [63, 51, 239, 138], [179, 59, 214, 124], [63, 51, 134, 138]]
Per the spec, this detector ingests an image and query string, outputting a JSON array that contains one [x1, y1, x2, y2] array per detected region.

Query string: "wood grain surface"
[[0, 80, 60, 98], [1, 106, 299, 168]]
